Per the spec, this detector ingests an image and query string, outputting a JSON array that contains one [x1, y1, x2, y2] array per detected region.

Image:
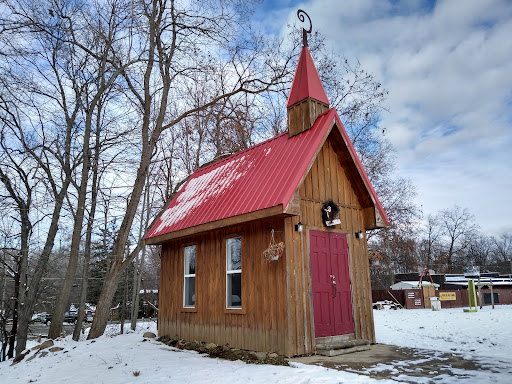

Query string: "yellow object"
[[440, 292, 456, 301], [463, 279, 478, 312]]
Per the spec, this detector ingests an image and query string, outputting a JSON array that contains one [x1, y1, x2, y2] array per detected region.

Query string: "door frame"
[[307, 229, 355, 338]]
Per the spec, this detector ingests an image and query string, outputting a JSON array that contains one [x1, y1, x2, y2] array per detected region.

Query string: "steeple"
[[287, 10, 330, 137], [286, 46, 329, 108]]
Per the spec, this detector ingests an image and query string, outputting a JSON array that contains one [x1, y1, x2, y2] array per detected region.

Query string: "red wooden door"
[[310, 231, 354, 337]]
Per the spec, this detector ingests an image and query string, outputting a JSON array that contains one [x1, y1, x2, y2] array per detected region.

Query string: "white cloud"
[[273, 0, 512, 233]]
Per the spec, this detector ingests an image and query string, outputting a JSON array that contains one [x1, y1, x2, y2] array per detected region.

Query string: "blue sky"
[[258, 0, 512, 235]]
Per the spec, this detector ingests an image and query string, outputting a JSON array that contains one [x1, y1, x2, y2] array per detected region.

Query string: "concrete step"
[[316, 333, 355, 344], [316, 339, 371, 357]]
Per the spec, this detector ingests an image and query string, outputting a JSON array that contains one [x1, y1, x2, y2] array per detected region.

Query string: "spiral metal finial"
[[297, 9, 312, 46]]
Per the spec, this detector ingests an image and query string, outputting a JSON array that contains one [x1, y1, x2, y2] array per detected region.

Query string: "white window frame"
[[183, 245, 196, 308], [226, 236, 242, 309]]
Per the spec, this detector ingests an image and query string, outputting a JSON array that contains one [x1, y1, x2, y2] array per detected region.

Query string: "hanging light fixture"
[[355, 231, 363, 239], [295, 222, 304, 232]]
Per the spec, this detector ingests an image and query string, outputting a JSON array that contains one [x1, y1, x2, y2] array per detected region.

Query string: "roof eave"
[[145, 205, 290, 245]]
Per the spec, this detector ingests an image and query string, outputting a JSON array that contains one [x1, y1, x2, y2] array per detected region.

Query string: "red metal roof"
[[145, 109, 389, 241], [286, 46, 329, 107]]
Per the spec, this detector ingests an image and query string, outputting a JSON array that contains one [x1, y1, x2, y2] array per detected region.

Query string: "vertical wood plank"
[[317, 146, 326, 201], [311, 157, 319, 205], [331, 141, 340, 203], [322, 142, 331, 199], [293, 217, 305, 355], [284, 217, 297, 356]]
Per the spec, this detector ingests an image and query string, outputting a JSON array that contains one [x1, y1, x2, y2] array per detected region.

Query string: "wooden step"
[[316, 338, 371, 357], [316, 333, 355, 345]]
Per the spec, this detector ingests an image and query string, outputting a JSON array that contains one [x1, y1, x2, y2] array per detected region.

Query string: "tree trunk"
[[130, 252, 145, 331], [87, 261, 124, 339], [12, 206, 32, 354], [73, 115, 102, 341], [0, 161, 32, 357], [72, 231, 91, 341], [7, 257, 19, 359], [447, 242, 454, 273], [120, 268, 127, 334], [131, 172, 151, 331], [10, 210, 31, 358], [16, 184, 69, 355], [48, 119, 92, 339]]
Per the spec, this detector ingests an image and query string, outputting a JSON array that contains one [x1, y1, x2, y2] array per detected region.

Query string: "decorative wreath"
[[321, 200, 340, 227]]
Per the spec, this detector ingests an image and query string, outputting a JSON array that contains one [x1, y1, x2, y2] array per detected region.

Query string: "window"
[[183, 245, 196, 308], [226, 237, 242, 309]]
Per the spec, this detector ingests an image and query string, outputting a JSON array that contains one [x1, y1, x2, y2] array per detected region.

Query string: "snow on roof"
[[145, 117, 327, 241], [139, 289, 159, 294], [390, 281, 440, 289], [145, 108, 389, 243], [445, 275, 512, 287], [152, 155, 253, 234]]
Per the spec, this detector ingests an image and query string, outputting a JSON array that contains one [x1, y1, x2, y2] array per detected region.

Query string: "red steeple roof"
[[286, 46, 329, 107]]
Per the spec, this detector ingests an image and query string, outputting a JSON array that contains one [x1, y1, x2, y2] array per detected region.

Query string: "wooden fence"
[[373, 287, 512, 309]]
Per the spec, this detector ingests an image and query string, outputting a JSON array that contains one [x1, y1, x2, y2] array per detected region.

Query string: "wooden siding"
[[295, 133, 376, 348], [159, 217, 291, 355], [158, 129, 376, 356], [287, 98, 329, 137]]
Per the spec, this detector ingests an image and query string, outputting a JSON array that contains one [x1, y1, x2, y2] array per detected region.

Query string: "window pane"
[[184, 276, 195, 307], [227, 237, 241, 271], [185, 245, 196, 275], [227, 273, 241, 308]]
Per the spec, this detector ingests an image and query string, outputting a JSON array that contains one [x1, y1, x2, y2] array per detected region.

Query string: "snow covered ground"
[[1, 305, 511, 383], [374, 305, 512, 363], [371, 305, 512, 383]]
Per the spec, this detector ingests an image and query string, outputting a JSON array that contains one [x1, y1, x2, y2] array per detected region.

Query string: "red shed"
[[146, 42, 388, 357]]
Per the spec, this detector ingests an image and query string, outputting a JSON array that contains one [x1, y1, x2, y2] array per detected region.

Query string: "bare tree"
[[492, 233, 512, 264], [417, 215, 442, 269], [48, 0, 132, 339], [72, 97, 105, 340], [0, 99, 38, 358], [437, 206, 479, 273], [86, 0, 292, 339], [465, 235, 494, 269], [0, 8, 84, 351]]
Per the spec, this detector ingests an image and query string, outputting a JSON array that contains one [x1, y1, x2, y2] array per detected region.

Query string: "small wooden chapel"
[[145, 15, 388, 357]]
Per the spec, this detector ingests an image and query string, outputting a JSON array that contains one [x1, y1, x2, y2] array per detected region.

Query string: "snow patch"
[[3, 307, 512, 383], [1, 321, 392, 384], [153, 155, 254, 233]]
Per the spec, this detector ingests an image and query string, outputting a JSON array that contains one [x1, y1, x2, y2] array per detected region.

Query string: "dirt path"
[[290, 344, 503, 382]]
